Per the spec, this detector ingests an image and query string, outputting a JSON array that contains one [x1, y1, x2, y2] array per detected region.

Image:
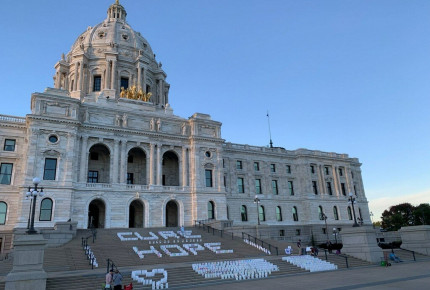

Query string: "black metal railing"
[[241, 232, 279, 256], [399, 248, 416, 261], [194, 220, 234, 240], [107, 258, 118, 273], [81, 229, 98, 269], [322, 249, 349, 268]]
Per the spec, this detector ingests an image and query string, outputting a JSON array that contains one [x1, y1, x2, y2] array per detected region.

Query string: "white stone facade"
[[0, 1, 370, 249]]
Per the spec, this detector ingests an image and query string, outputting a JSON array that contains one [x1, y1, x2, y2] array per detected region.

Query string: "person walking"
[[297, 239, 302, 255], [105, 269, 113, 289], [113, 270, 123, 290]]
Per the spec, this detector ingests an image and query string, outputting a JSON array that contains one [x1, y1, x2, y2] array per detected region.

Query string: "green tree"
[[381, 203, 415, 231], [413, 203, 430, 225]]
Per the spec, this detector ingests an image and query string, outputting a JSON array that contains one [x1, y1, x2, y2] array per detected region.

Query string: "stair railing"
[[81, 228, 98, 269], [241, 232, 279, 255], [107, 258, 118, 273], [194, 220, 234, 240], [322, 249, 349, 268]]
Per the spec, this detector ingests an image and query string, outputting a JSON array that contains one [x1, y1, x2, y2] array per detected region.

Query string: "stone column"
[[345, 167, 353, 194], [137, 65, 142, 89], [5, 234, 47, 290], [149, 143, 155, 185], [112, 139, 120, 183], [106, 60, 111, 89], [159, 79, 164, 105], [317, 165, 324, 195], [181, 147, 187, 187], [73, 62, 79, 91], [341, 226, 383, 263], [80, 136, 88, 183], [78, 61, 84, 91], [111, 60, 117, 92], [156, 144, 162, 185], [120, 140, 127, 184], [333, 166, 340, 196]]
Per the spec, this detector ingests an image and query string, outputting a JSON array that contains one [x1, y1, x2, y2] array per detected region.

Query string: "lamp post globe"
[[25, 177, 45, 234]]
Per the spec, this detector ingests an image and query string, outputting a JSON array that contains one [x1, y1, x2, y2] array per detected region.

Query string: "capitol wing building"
[[0, 1, 370, 251]]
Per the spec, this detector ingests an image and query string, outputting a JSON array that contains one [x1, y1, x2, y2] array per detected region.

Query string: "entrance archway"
[[129, 200, 144, 228], [88, 199, 105, 228], [166, 200, 178, 227]]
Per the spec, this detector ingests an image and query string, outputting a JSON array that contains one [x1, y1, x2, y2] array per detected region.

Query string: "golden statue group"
[[120, 85, 152, 102]]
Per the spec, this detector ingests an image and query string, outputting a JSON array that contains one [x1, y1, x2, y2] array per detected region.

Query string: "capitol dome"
[[53, 0, 169, 106]]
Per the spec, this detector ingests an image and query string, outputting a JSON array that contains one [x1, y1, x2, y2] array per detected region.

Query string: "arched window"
[[318, 206, 324, 220], [276, 206, 282, 221], [347, 206, 353, 220], [333, 206, 339, 220], [259, 205, 265, 222], [39, 198, 53, 221], [241, 205, 248, 221], [208, 201, 215, 220], [292, 206, 298, 221], [0, 202, 7, 225]]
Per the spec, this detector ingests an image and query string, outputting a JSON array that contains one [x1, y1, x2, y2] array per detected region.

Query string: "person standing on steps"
[[113, 270, 123, 290], [105, 269, 113, 289], [297, 239, 302, 255]]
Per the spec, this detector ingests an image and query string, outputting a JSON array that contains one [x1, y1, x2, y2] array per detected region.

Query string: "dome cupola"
[[53, 1, 170, 108], [107, 0, 127, 21]]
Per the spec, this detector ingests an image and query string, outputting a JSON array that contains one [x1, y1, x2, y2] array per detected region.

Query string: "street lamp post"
[[348, 192, 359, 227], [320, 212, 329, 241], [333, 227, 338, 244], [25, 177, 44, 234], [254, 195, 261, 226], [254, 195, 261, 238]]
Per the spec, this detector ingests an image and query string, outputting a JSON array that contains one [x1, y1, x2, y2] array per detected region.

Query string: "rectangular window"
[[237, 177, 244, 193], [87, 171, 98, 183], [324, 166, 330, 175], [223, 175, 226, 187], [254, 162, 260, 171], [120, 77, 129, 90], [0, 163, 13, 184], [255, 179, 262, 194], [93, 75, 101, 91], [127, 173, 134, 184], [341, 183, 346, 195], [3, 139, 16, 151], [270, 164, 276, 173], [222, 159, 225, 168], [279, 229, 285, 237], [236, 160, 243, 170], [351, 171, 354, 179], [339, 168, 343, 176], [288, 181, 294, 195], [312, 181, 318, 195], [295, 229, 301, 236], [322, 228, 326, 234], [310, 165, 315, 174], [326, 182, 332, 195], [272, 180, 278, 195], [205, 169, 213, 187], [286, 165, 291, 174], [354, 184, 357, 196], [43, 158, 57, 180]]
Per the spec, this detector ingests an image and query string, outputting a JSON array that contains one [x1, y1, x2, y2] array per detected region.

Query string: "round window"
[[49, 135, 58, 143], [205, 151, 211, 158]]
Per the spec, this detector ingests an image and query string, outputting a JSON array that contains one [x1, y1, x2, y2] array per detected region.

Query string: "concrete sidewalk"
[[191, 260, 430, 290]]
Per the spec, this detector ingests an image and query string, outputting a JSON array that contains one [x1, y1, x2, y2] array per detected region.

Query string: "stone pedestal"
[[340, 226, 382, 263], [5, 234, 47, 290], [399, 225, 430, 255]]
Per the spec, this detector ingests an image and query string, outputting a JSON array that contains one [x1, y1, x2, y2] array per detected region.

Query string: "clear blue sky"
[[1, 0, 429, 221]]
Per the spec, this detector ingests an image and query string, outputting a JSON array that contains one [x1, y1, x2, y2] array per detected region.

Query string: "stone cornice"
[[27, 115, 80, 125]]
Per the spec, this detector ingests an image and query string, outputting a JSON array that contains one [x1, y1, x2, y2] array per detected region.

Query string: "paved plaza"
[[193, 260, 430, 290]]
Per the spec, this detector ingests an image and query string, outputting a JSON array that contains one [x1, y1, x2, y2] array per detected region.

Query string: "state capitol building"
[[0, 1, 370, 252]]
